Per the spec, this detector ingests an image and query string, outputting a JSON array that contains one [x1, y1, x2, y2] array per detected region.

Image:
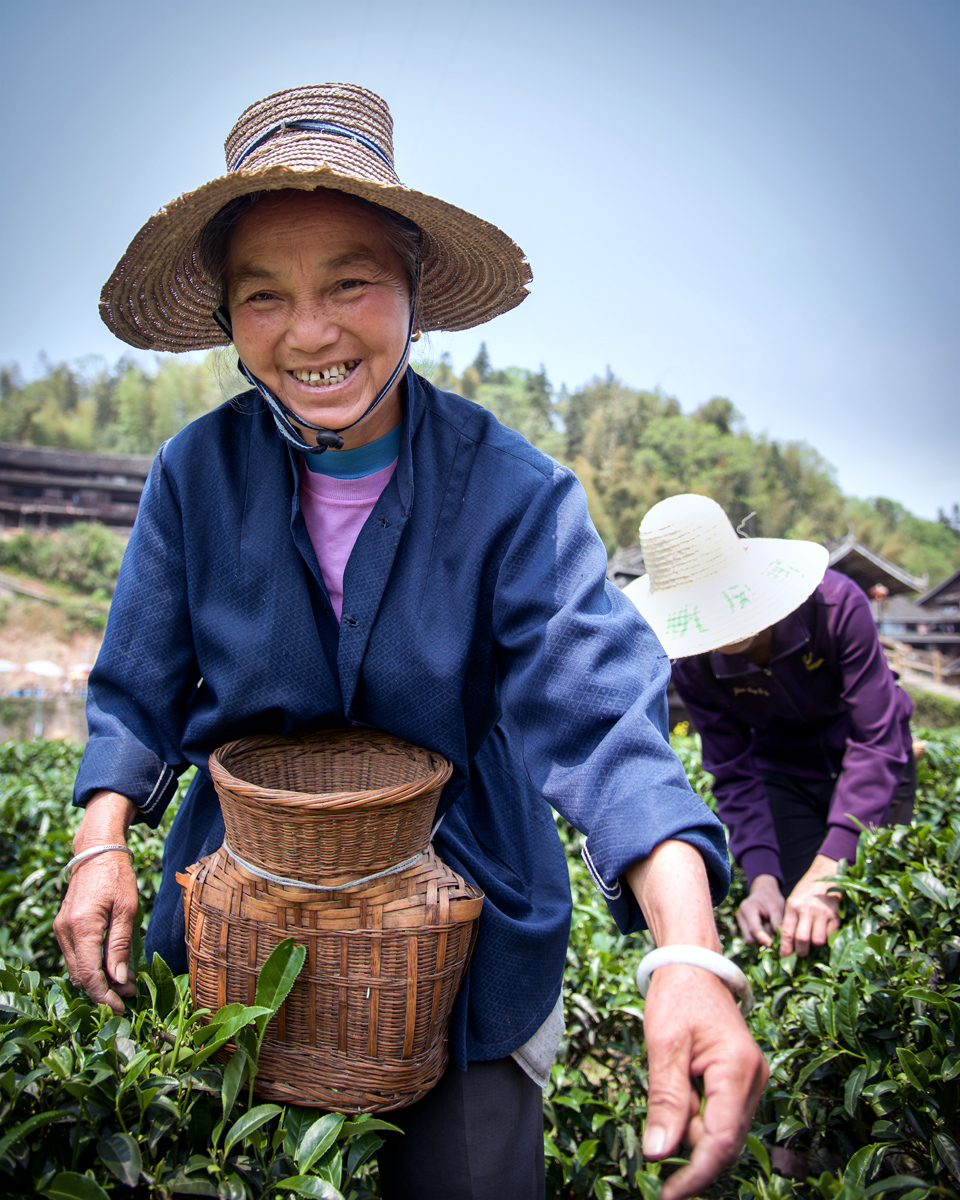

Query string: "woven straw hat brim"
[[100, 166, 532, 352], [624, 538, 829, 658]]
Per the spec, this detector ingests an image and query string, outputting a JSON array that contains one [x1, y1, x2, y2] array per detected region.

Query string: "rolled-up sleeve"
[[492, 464, 730, 932], [74, 444, 199, 826]]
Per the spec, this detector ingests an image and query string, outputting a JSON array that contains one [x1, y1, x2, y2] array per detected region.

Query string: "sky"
[[1, 0, 957, 519]]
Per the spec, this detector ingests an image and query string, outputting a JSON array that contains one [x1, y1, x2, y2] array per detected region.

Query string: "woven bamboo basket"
[[178, 844, 483, 1110], [208, 729, 453, 885], [182, 729, 481, 1111]]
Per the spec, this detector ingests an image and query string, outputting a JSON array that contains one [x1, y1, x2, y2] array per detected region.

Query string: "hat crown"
[[640, 494, 746, 594], [223, 83, 399, 185]]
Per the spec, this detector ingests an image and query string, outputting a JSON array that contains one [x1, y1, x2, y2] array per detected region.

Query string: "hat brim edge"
[[623, 540, 830, 658], [100, 165, 533, 351]]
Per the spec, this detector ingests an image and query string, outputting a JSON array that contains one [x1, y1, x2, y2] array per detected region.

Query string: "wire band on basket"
[[222, 817, 445, 892]]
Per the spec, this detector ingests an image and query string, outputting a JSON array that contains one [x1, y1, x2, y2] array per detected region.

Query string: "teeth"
[[292, 361, 358, 385]]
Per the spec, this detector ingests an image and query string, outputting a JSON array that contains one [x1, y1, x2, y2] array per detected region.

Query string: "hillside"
[[2, 346, 959, 580]]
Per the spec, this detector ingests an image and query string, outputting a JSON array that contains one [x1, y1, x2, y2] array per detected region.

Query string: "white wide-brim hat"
[[100, 83, 531, 351], [624, 494, 828, 658]]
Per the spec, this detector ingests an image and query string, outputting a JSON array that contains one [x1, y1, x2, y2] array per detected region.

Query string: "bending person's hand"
[[736, 874, 785, 947], [54, 790, 140, 1013], [642, 964, 769, 1200], [779, 854, 841, 957]]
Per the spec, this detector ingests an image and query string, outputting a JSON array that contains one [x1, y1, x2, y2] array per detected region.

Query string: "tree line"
[[2, 347, 958, 583]]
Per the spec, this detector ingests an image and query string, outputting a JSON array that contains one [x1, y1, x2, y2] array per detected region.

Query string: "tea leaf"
[[271, 1175, 345, 1199], [345, 1130, 385, 1175], [910, 870, 953, 908], [296, 1112, 345, 1173], [223, 1103, 283, 1157], [844, 1064, 868, 1118], [933, 1132, 960, 1183], [150, 952, 178, 1016], [97, 1132, 142, 1186], [0, 1108, 72, 1161], [40, 1173, 112, 1200], [220, 1046, 249, 1122], [254, 938, 307, 1033], [746, 1134, 770, 1179], [0, 990, 43, 1019], [837, 975, 861, 1049], [843, 1142, 884, 1186]]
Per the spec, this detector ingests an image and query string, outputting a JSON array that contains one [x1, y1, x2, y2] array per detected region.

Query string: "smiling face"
[[226, 189, 413, 448]]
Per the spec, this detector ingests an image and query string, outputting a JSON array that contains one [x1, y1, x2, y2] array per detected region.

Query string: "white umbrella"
[[0, 660, 19, 672], [24, 660, 66, 678]]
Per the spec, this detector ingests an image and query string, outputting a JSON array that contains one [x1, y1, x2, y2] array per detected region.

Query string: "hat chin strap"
[[211, 253, 420, 456]]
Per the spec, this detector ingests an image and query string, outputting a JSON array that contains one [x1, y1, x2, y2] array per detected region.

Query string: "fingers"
[[642, 1071, 699, 1160], [660, 1047, 768, 1200], [660, 1019, 769, 1200], [736, 897, 773, 947], [53, 852, 138, 1013], [104, 893, 138, 994], [781, 892, 840, 957], [642, 967, 769, 1200]]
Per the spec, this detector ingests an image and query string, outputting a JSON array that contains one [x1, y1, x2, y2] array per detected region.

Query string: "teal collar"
[[301, 422, 402, 478]]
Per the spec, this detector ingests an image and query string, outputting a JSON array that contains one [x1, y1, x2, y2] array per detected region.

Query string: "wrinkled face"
[[226, 189, 412, 447]]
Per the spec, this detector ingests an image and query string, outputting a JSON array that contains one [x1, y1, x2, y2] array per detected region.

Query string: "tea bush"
[[544, 732, 960, 1199], [0, 947, 393, 1199], [0, 524, 126, 597], [1, 734, 958, 1198]]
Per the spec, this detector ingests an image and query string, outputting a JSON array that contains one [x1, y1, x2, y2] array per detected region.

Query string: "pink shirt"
[[298, 458, 397, 622]]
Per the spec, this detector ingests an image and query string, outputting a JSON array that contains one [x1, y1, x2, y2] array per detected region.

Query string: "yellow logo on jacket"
[[803, 651, 824, 672]]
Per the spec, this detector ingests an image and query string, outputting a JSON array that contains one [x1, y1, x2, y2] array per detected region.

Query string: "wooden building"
[[0, 442, 153, 533], [826, 533, 927, 596], [917, 566, 960, 615]]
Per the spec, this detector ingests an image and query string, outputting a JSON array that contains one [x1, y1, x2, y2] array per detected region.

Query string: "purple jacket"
[[671, 570, 913, 884]]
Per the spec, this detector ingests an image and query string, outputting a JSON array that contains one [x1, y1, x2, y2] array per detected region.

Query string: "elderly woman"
[[626, 494, 914, 958], [54, 85, 766, 1200]]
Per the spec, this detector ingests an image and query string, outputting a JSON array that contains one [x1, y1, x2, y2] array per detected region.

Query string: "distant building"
[[917, 566, 960, 615], [826, 533, 927, 597], [0, 442, 153, 533], [606, 541, 645, 589]]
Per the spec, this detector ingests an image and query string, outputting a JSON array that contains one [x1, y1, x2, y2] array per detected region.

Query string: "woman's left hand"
[[779, 854, 841, 957], [642, 963, 768, 1200], [626, 841, 768, 1199]]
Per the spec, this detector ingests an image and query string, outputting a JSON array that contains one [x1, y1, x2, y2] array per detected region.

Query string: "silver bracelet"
[[65, 844, 134, 875], [636, 945, 754, 1014]]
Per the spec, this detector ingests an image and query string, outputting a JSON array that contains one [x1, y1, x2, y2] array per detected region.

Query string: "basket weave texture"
[[183, 729, 481, 1111], [178, 845, 482, 1110], [208, 728, 453, 885]]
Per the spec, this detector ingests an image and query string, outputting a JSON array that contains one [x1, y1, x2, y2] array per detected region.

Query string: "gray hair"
[[197, 188, 422, 321]]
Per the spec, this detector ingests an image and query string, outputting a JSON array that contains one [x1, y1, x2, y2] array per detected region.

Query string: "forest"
[[2, 346, 958, 584]]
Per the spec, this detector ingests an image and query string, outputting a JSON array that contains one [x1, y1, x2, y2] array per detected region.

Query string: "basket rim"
[[208, 728, 453, 810]]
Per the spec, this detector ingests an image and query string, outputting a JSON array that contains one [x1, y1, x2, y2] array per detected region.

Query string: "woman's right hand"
[[54, 790, 140, 1014], [735, 874, 785, 947]]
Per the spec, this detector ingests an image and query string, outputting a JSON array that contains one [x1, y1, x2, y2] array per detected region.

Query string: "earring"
[[410, 330, 422, 343]]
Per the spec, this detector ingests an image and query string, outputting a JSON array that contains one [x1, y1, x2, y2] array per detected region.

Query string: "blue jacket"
[[75, 369, 729, 1066]]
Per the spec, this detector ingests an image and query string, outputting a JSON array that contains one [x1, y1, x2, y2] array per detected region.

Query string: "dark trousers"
[[376, 1056, 545, 1200], [762, 750, 917, 895]]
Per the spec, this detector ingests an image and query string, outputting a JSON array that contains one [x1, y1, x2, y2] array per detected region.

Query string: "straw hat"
[[623, 494, 828, 658], [100, 83, 532, 351]]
